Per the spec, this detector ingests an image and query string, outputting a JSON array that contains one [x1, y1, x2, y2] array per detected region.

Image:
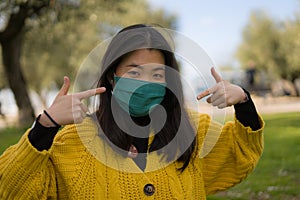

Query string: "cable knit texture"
[[0, 113, 264, 199]]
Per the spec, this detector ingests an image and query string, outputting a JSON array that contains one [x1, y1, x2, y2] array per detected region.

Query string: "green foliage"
[[236, 10, 284, 80], [21, 0, 177, 95], [237, 9, 300, 81], [208, 112, 300, 200], [278, 16, 300, 81]]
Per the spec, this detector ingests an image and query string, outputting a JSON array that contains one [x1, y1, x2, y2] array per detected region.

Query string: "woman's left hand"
[[197, 67, 248, 109]]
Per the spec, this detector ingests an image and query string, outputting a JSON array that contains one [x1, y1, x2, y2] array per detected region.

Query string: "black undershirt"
[[28, 90, 261, 170], [132, 137, 149, 171]]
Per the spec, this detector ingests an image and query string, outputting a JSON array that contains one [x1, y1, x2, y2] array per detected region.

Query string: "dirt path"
[[196, 96, 300, 116], [252, 96, 300, 114]]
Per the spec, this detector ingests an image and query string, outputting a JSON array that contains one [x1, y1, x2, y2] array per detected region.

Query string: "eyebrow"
[[127, 64, 165, 71]]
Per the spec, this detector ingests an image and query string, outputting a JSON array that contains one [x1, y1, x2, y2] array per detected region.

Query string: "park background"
[[0, 0, 300, 199]]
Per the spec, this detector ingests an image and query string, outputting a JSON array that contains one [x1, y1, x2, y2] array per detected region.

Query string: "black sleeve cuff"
[[28, 115, 60, 151], [234, 89, 261, 131]]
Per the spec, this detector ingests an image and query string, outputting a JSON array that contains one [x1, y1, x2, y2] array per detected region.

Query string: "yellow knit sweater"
[[0, 113, 264, 199]]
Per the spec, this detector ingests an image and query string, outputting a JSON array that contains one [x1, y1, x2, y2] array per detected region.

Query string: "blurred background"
[[0, 0, 299, 199], [1, 0, 300, 126]]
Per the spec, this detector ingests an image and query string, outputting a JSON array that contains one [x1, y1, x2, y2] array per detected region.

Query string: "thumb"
[[57, 76, 70, 97], [211, 67, 222, 83]]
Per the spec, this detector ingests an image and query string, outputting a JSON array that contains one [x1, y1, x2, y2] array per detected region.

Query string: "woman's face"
[[115, 49, 166, 83]]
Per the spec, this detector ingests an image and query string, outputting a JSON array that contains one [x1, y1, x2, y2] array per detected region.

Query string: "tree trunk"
[[1, 31, 35, 126]]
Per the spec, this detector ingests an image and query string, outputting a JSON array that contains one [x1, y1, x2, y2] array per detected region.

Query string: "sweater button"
[[144, 184, 155, 196]]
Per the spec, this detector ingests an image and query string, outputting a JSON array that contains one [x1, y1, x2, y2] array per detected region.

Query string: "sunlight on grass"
[[208, 112, 300, 200]]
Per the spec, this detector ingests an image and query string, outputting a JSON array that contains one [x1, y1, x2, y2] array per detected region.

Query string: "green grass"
[[0, 126, 27, 154], [1, 112, 300, 199], [208, 112, 300, 200]]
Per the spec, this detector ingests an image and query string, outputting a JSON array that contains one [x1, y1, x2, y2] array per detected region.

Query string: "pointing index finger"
[[197, 89, 210, 100], [75, 87, 106, 100], [197, 85, 218, 100], [211, 67, 222, 83]]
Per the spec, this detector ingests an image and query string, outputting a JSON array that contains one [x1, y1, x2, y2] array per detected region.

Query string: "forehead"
[[119, 49, 165, 66]]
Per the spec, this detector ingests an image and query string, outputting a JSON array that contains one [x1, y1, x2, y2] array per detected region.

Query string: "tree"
[[278, 13, 300, 81], [236, 10, 285, 80], [22, 0, 176, 95], [0, 0, 52, 126], [0, 0, 177, 126], [237, 8, 300, 83]]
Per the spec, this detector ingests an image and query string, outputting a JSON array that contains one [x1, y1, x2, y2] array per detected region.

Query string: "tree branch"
[[27, 0, 50, 17], [0, 0, 50, 42]]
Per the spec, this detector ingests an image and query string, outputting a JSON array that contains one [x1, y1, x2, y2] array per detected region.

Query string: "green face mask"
[[112, 76, 166, 117]]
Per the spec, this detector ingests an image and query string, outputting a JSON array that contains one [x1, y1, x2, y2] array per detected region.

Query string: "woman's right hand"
[[39, 76, 106, 127]]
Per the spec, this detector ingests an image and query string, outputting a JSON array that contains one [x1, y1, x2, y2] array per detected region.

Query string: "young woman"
[[0, 24, 264, 199]]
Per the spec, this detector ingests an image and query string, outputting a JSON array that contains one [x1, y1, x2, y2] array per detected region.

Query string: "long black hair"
[[96, 24, 196, 171]]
